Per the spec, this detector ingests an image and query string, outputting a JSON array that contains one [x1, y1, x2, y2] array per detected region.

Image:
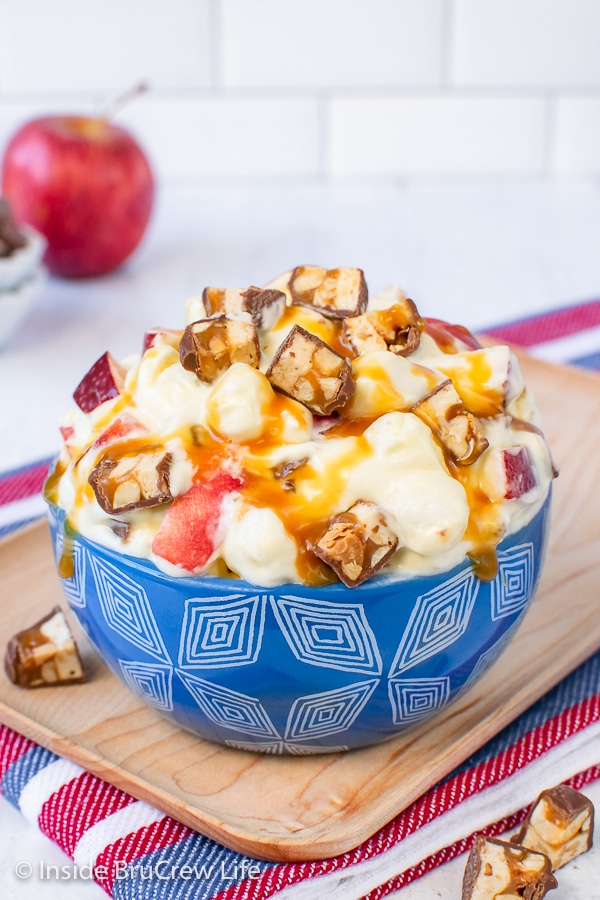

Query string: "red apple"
[[1, 115, 154, 278]]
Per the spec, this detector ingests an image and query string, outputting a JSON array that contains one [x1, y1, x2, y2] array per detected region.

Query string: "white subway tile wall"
[[0, 0, 599, 180]]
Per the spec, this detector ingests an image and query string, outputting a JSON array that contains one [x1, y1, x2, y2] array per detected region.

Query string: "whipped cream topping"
[[49, 273, 555, 588]]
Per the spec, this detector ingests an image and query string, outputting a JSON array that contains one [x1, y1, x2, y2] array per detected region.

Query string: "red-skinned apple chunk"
[[73, 352, 127, 413], [481, 446, 538, 501], [1, 115, 154, 278], [152, 472, 242, 572]]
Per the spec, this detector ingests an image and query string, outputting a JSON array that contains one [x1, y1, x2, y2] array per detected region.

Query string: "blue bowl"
[[47, 493, 551, 754]]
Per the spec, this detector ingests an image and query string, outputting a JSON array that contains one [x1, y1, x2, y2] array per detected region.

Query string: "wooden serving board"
[[1, 354, 600, 862]]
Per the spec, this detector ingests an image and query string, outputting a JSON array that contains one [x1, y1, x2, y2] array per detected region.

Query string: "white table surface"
[[1, 179, 599, 898]]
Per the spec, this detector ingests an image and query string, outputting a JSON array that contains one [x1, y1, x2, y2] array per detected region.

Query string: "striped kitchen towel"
[[1, 296, 599, 899]]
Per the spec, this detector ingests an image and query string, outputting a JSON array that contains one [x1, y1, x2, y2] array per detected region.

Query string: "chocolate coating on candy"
[[180, 315, 260, 383], [462, 836, 557, 899], [5, 607, 86, 689], [203, 285, 286, 330], [312, 500, 398, 587], [289, 266, 368, 319], [89, 448, 172, 514], [266, 325, 355, 416], [412, 379, 489, 466], [0, 197, 27, 258], [513, 785, 594, 871]]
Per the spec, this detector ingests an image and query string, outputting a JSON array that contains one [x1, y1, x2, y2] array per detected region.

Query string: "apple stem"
[[101, 83, 149, 121]]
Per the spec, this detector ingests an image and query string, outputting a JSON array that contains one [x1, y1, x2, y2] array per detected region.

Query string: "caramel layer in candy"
[[89, 448, 172, 514], [5, 607, 86, 689], [462, 836, 557, 900], [312, 500, 398, 587], [343, 298, 423, 358], [412, 379, 489, 466], [513, 784, 594, 871], [203, 286, 286, 330], [289, 266, 368, 319], [180, 315, 260, 383], [266, 324, 354, 415]]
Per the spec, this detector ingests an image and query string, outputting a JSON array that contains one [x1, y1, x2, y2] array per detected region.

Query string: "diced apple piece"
[[73, 351, 126, 413], [424, 317, 482, 353], [151, 472, 242, 572], [142, 327, 183, 354], [91, 412, 148, 449], [481, 446, 538, 501]]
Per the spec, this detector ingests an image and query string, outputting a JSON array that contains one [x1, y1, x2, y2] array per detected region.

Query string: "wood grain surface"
[[1, 353, 599, 862]]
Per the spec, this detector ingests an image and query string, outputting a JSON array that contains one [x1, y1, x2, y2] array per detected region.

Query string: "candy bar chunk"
[[289, 266, 368, 319], [5, 607, 86, 688], [203, 285, 286, 330], [266, 324, 354, 415], [0, 197, 27, 257], [89, 448, 172, 514], [462, 836, 557, 900], [180, 315, 260, 383], [312, 500, 398, 587], [513, 785, 594, 871], [273, 457, 308, 492], [73, 351, 127, 413], [412, 379, 488, 466], [343, 299, 423, 358]]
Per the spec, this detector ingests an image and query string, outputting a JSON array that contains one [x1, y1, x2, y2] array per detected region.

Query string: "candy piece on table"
[[272, 457, 308, 492], [312, 500, 398, 588], [462, 836, 557, 899], [289, 265, 368, 319], [412, 379, 489, 465], [203, 285, 286, 330], [89, 448, 172, 514], [73, 351, 127, 413], [4, 607, 86, 688], [266, 324, 354, 415], [512, 785, 595, 871], [179, 315, 260, 383], [343, 298, 423, 358]]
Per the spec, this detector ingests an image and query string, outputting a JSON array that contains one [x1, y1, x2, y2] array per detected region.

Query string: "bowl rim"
[[46, 486, 552, 596]]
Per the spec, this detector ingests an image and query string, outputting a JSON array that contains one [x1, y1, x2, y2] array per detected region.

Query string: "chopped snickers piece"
[[273, 457, 308, 492], [312, 500, 398, 587], [266, 325, 354, 415], [343, 299, 423, 358], [412, 379, 489, 466], [180, 315, 260, 383], [462, 836, 557, 900], [89, 448, 172, 514], [513, 785, 594, 871], [289, 266, 368, 319], [0, 197, 27, 258], [5, 607, 86, 688], [203, 285, 286, 330]]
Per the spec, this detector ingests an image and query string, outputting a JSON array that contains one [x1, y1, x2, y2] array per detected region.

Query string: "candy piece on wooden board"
[[180, 315, 260, 383], [462, 836, 557, 899], [89, 448, 172, 514], [513, 785, 595, 871], [312, 500, 398, 587], [151, 472, 242, 572], [5, 607, 86, 688], [412, 379, 489, 465], [266, 324, 354, 415], [203, 285, 286, 330], [73, 351, 127, 413], [289, 266, 368, 319]]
